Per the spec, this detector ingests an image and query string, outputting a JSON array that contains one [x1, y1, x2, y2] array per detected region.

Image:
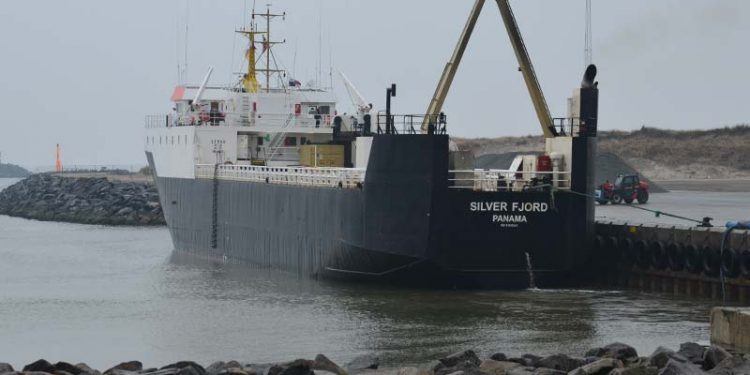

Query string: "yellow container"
[[299, 144, 345, 167]]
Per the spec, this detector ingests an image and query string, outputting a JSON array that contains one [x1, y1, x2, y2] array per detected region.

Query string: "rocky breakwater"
[[2, 342, 750, 375], [0, 174, 165, 226]]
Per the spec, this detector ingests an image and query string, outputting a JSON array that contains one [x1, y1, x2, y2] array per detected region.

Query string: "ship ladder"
[[211, 163, 219, 249], [266, 114, 296, 161]]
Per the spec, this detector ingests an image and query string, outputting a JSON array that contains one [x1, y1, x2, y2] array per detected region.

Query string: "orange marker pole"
[[55, 144, 62, 173]]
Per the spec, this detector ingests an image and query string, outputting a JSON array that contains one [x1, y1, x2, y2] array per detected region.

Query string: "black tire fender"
[[666, 242, 685, 272], [702, 245, 720, 277], [603, 236, 618, 259], [593, 235, 604, 250], [650, 241, 668, 270], [721, 248, 740, 278], [684, 244, 702, 274], [635, 240, 650, 269], [740, 250, 750, 280], [619, 237, 634, 265]]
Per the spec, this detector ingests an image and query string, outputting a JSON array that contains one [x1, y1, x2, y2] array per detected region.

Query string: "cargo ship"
[[145, 3, 599, 288]]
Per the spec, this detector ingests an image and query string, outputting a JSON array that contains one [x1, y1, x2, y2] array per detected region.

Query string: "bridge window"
[[284, 137, 297, 146]]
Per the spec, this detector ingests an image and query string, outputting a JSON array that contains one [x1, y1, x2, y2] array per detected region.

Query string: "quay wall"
[[594, 222, 750, 303]]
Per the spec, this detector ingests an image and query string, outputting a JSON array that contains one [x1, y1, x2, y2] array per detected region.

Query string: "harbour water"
[[0, 178, 715, 369]]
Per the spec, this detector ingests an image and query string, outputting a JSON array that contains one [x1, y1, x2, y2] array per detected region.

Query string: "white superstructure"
[[145, 7, 371, 180]]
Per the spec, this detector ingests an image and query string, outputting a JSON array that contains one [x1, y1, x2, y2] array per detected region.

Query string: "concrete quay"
[[711, 307, 750, 353], [593, 221, 750, 303]]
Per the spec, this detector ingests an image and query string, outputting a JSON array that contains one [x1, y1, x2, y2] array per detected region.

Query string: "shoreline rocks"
[[2, 342, 748, 375], [0, 174, 165, 226], [0, 163, 31, 178]]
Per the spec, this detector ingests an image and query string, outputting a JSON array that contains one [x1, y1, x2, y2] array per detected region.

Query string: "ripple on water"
[[0, 210, 714, 369]]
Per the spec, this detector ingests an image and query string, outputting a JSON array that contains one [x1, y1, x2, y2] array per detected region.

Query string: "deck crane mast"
[[421, 0, 558, 138]]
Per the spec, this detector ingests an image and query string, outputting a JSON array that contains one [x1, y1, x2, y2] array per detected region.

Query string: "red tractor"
[[596, 174, 649, 205]]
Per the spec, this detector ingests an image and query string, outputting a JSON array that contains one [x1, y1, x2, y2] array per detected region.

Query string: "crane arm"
[[421, 0, 486, 133], [339, 71, 370, 113], [193, 66, 215, 104], [494, 0, 557, 138]]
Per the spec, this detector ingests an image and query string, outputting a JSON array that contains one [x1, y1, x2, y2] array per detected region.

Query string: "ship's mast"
[[236, 7, 285, 93], [236, 25, 262, 93], [254, 8, 286, 93]]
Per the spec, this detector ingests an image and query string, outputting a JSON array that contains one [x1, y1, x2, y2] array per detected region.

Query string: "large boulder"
[[439, 350, 482, 369], [507, 355, 542, 368], [23, 360, 57, 373], [702, 346, 732, 371], [478, 360, 521, 375], [205, 362, 228, 375], [567, 358, 619, 375], [707, 356, 750, 374], [54, 362, 84, 375], [536, 354, 585, 373], [268, 355, 347, 375], [74, 363, 100, 375], [648, 347, 688, 369], [506, 368, 565, 375], [395, 367, 423, 375], [676, 344, 705, 366], [345, 354, 380, 373], [585, 343, 638, 361], [104, 362, 143, 375], [658, 359, 705, 375], [490, 354, 508, 362], [0, 363, 14, 374], [160, 362, 205, 375], [266, 364, 312, 375], [434, 350, 485, 375], [609, 365, 658, 375]]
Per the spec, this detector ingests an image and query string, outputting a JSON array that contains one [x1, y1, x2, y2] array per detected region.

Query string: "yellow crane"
[[422, 0, 558, 138]]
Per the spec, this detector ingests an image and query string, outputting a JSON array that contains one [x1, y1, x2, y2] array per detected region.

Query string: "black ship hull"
[[147, 134, 596, 288]]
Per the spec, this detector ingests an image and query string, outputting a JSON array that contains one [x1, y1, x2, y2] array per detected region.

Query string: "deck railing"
[[195, 164, 365, 189], [194, 165, 569, 192], [449, 169, 571, 192], [145, 113, 335, 129]]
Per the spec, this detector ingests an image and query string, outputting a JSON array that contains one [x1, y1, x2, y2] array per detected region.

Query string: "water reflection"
[[165, 252, 710, 366]]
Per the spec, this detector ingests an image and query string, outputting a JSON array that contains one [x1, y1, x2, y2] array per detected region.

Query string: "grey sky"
[[0, 0, 748, 168]]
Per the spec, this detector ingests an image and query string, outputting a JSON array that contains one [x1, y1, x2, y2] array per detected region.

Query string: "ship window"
[[284, 137, 297, 147], [257, 137, 264, 146], [318, 106, 331, 115], [301, 137, 308, 145]]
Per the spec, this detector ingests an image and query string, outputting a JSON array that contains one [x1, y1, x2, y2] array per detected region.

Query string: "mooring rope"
[[560, 188, 713, 227]]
